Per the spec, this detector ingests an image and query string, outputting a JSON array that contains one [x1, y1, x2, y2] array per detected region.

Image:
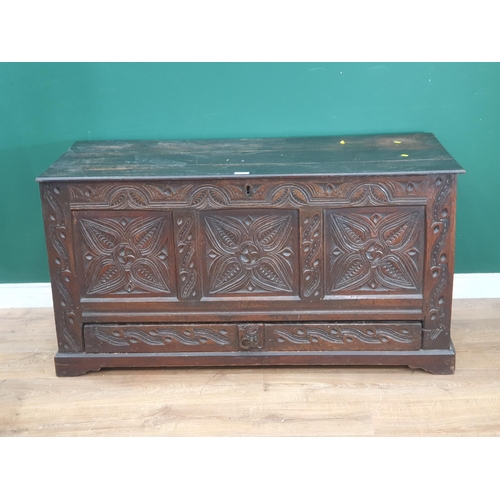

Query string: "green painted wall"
[[0, 62, 499, 283]]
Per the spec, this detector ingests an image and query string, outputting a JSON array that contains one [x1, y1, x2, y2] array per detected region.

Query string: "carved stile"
[[174, 211, 201, 300], [41, 184, 82, 352], [423, 175, 456, 349], [300, 210, 323, 299]]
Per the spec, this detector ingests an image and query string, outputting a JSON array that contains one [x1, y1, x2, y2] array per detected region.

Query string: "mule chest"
[[37, 133, 465, 376]]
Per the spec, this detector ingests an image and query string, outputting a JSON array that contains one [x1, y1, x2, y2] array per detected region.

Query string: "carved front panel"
[[73, 211, 176, 298], [200, 209, 299, 296], [326, 206, 425, 295]]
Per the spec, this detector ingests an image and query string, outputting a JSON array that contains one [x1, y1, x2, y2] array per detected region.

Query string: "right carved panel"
[[326, 206, 425, 295]]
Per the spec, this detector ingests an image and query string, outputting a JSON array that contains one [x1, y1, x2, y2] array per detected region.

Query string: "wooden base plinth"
[[55, 344, 456, 377]]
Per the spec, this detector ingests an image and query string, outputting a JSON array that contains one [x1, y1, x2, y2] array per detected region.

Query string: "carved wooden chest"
[[37, 134, 464, 376]]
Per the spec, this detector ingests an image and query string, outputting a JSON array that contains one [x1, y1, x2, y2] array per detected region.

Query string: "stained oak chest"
[[37, 133, 465, 376]]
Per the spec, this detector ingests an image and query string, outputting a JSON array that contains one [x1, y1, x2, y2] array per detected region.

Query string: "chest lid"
[[36, 133, 465, 182]]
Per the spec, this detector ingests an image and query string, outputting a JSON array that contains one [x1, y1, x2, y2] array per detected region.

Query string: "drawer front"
[[84, 324, 239, 353], [265, 322, 421, 351], [84, 322, 421, 353]]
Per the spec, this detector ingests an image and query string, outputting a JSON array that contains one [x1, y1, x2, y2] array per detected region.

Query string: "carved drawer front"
[[84, 321, 421, 353], [325, 206, 425, 296], [84, 324, 239, 353], [199, 209, 299, 297], [265, 322, 422, 351], [73, 211, 176, 299]]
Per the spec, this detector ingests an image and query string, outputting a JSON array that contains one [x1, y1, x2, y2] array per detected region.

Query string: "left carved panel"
[[73, 211, 176, 298]]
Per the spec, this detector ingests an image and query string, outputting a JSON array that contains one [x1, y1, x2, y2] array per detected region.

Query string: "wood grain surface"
[[1, 299, 499, 436], [36, 134, 464, 181]]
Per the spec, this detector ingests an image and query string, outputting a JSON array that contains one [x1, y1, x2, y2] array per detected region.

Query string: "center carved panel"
[[326, 206, 425, 294], [201, 210, 298, 296], [74, 211, 175, 297]]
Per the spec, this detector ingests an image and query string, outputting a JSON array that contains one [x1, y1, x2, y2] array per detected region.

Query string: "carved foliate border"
[[68, 179, 428, 210], [173, 212, 201, 300], [300, 210, 323, 299], [41, 184, 82, 352], [423, 174, 456, 349]]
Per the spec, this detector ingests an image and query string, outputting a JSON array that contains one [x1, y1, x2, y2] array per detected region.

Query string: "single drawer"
[[84, 321, 422, 353]]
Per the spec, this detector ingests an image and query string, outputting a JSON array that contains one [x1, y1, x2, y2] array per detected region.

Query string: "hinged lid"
[[36, 133, 465, 182]]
